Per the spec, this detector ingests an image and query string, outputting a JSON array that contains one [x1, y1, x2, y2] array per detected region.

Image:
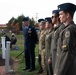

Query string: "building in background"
[[0, 24, 7, 33]]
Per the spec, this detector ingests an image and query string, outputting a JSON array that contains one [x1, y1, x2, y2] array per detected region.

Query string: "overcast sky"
[[0, 0, 76, 24]]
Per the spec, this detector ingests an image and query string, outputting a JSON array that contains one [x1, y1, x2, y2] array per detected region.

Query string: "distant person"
[[10, 33, 17, 48], [2, 32, 10, 48], [22, 17, 38, 72]]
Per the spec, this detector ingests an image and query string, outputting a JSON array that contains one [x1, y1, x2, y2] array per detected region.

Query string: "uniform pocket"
[[62, 39, 68, 52]]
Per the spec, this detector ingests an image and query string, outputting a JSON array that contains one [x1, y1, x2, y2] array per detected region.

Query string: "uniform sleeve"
[[50, 32, 53, 60], [54, 28, 76, 75], [32, 27, 38, 44]]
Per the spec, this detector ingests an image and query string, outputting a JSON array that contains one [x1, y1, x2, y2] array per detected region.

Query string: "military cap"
[[58, 3, 76, 13], [38, 19, 45, 26], [23, 17, 29, 21], [38, 19, 45, 23], [52, 9, 59, 14], [45, 17, 52, 23], [39, 21, 45, 26]]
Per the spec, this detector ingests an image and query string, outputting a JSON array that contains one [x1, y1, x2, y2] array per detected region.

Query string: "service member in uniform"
[[37, 19, 45, 74], [22, 17, 38, 72], [37, 19, 45, 38], [45, 17, 53, 75], [37, 19, 46, 74], [54, 3, 76, 75], [48, 9, 65, 72]]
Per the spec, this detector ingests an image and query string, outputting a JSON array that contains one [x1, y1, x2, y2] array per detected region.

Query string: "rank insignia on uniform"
[[28, 28, 32, 33], [62, 45, 67, 48], [29, 28, 31, 31], [65, 31, 70, 38]]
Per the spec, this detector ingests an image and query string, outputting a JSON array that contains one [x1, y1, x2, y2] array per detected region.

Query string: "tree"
[[15, 22, 20, 34], [30, 17, 35, 26], [7, 17, 15, 30], [7, 14, 36, 33], [17, 14, 25, 31]]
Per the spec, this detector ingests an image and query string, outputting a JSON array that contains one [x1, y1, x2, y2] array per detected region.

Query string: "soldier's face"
[[45, 22, 49, 29], [24, 21, 29, 26], [39, 23, 45, 30], [39, 25, 43, 30], [39, 22, 45, 30], [52, 14, 56, 24], [59, 11, 67, 23]]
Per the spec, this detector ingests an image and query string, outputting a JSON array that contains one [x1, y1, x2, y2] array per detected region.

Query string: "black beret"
[[52, 10, 59, 14], [58, 3, 76, 13], [45, 17, 52, 23], [23, 17, 29, 21], [38, 19, 45, 23]]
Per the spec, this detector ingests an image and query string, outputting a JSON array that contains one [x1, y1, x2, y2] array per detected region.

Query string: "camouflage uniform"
[[39, 29, 46, 70]]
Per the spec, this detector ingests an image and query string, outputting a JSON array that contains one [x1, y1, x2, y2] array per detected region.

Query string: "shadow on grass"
[[17, 57, 39, 75]]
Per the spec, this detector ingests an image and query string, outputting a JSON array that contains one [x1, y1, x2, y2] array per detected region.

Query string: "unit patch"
[[65, 31, 70, 38]]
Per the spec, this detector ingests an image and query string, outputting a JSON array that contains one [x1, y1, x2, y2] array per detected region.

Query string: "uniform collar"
[[64, 21, 74, 28], [25, 25, 30, 28], [63, 21, 75, 30], [54, 25, 60, 31]]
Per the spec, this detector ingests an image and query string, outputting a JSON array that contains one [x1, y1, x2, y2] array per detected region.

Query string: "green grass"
[[0, 32, 39, 75], [16, 44, 39, 75]]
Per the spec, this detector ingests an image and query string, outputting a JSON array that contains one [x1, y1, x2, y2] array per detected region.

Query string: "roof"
[[0, 24, 7, 27]]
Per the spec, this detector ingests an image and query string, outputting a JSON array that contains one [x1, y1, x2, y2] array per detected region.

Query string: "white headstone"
[[1, 37, 6, 59], [5, 41, 11, 73]]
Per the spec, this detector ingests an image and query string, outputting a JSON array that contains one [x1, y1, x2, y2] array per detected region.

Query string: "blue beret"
[[38, 19, 45, 22], [58, 3, 76, 12], [45, 17, 52, 23], [52, 10, 59, 14], [23, 17, 29, 21]]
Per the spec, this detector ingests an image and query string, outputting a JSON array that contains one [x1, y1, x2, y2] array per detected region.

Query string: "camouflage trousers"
[[40, 49, 46, 70]]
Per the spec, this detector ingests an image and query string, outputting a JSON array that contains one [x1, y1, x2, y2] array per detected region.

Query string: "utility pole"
[[36, 13, 38, 23]]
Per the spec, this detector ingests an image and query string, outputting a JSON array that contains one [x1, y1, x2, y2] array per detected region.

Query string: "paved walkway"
[[0, 66, 10, 75], [0, 55, 14, 75]]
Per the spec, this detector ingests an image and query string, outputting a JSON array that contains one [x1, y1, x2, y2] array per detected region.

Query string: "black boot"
[[36, 67, 43, 74]]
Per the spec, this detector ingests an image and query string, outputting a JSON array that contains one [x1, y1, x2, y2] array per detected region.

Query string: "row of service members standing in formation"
[[37, 9, 65, 75], [22, 2, 76, 75], [37, 2, 76, 75]]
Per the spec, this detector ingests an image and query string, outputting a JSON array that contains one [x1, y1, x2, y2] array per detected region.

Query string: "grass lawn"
[[0, 32, 39, 75]]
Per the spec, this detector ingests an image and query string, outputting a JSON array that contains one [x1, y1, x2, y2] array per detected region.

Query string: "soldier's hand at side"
[[38, 54, 41, 62], [48, 58, 52, 64]]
